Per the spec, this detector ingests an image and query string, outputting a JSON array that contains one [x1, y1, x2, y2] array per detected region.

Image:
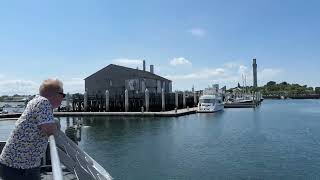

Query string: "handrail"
[[55, 130, 113, 180], [49, 135, 64, 180]]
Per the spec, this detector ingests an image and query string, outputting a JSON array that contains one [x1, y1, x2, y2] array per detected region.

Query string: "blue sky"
[[0, 0, 319, 95]]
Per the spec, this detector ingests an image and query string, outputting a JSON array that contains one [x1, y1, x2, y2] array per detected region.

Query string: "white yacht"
[[197, 95, 224, 113]]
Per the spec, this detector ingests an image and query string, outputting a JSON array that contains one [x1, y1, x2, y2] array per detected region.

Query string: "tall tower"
[[143, 60, 146, 71], [253, 58, 257, 88]]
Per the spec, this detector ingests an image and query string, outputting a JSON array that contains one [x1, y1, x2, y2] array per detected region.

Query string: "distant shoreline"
[[263, 95, 320, 99]]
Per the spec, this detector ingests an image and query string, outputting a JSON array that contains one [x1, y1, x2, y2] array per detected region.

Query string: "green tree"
[[280, 82, 288, 86], [266, 81, 277, 86]]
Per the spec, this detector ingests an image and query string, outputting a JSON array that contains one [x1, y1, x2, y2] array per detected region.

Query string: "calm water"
[[1, 100, 320, 179]]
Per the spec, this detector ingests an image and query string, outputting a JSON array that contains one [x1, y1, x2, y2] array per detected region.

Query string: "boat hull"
[[197, 104, 224, 113]]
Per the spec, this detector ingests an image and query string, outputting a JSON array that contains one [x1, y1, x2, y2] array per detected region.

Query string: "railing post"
[[49, 135, 63, 180]]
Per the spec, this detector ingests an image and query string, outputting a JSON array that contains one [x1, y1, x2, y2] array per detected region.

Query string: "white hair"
[[39, 79, 63, 97]]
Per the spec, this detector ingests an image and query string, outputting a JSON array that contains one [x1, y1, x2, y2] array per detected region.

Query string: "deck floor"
[[41, 171, 77, 180]]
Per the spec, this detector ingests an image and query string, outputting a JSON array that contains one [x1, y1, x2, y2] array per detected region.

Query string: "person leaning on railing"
[[0, 79, 65, 180]]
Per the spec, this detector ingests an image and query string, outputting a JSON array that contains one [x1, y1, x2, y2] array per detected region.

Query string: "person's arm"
[[35, 99, 59, 136], [39, 123, 58, 136]]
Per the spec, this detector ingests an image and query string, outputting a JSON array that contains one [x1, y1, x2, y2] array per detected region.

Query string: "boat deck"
[[41, 168, 77, 180]]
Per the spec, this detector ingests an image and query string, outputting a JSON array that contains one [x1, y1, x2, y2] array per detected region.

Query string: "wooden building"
[[84, 63, 172, 96]]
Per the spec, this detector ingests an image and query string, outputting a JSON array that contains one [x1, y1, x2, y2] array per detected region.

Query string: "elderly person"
[[0, 79, 65, 180]]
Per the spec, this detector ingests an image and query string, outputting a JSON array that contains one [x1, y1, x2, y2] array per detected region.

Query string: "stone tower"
[[253, 58, 257, 88]]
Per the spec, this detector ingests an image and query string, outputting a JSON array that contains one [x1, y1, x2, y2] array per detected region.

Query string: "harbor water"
[[1, 99, 320, 179]]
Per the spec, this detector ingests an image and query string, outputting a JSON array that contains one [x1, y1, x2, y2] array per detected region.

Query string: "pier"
[[63, 90, 200, 113], [0, 107, 198, 119]]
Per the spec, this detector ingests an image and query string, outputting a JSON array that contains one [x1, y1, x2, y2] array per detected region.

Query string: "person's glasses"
[[57, 92, 66, 98]]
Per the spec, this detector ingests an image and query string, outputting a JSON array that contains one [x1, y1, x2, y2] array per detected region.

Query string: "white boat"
[[234, 95, 254, 103], [2, 104, 12, 108], [197, 95, 224, 113]]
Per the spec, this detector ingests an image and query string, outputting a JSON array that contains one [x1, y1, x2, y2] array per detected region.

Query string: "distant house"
[[84, 64, 172, 96]]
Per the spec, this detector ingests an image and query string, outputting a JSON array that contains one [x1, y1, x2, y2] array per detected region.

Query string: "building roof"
[[84, 64, 171, 82]]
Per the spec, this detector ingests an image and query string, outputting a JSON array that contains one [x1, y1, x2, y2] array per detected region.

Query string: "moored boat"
[[197, 95, 224, 113]]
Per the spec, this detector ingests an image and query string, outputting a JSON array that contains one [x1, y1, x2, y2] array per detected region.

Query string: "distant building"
[[84, 63, 172, 96]]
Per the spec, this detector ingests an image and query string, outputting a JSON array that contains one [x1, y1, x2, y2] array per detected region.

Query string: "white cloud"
[[259, 68, 283, 79], [0, 77, 86, 95], [63, 77, 85, 94], [112, 58, 142, 68], [223, 62, 239, 69], [0, 80, 39, 95], [238, 65, 249, 75], [170, 57, 192, 66], [188, 28, 206, 37], [164, 61, 284, 90], [165, 67, 227, 81]]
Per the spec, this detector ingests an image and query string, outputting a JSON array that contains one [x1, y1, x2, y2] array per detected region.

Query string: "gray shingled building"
[[84, 63, 172, 96]]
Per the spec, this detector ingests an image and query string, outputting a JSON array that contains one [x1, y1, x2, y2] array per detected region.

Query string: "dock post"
[[145, 88, 149, 112], [66, 93, 70, 111], [255, 92, 258, 106], [84, 91, 88, 112], [175, 91, 178, 109], [141, 106, 144, 113], [125, 89, 129, 112], [183, 91, 186, 108], [193, 90, 197, 107], [162, 88, 165, 111], [66, 117, 70, 127], [105, 90, 109, 112], [258, 92, 261, 105], [72, 101, 75, 111]]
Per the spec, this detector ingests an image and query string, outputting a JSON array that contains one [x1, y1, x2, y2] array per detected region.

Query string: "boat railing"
[[54, 130, 113, 180], [48, 135, 63, 180]]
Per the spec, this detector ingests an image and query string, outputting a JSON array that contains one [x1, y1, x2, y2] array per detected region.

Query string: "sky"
[[0, 0, 319, 95]]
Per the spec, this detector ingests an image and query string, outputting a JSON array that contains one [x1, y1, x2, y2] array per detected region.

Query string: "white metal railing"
[[54, 130, 113, 180], [49, 135, 64, 180]]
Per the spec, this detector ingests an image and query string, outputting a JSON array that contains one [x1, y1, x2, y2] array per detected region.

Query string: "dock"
[[0, 107, 198, 119]]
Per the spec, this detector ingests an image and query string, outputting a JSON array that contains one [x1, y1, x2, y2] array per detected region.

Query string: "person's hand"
[[54, 119, 61, 130]]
